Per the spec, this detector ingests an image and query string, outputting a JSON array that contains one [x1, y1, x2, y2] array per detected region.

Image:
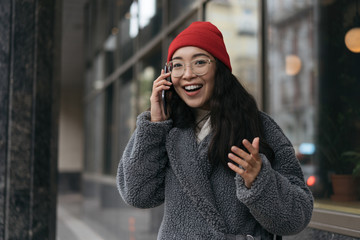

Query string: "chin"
[[185, 101, 205, 109]]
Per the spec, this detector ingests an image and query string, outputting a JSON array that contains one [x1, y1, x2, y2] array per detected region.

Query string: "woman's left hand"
[[228, 137, 262, 189]]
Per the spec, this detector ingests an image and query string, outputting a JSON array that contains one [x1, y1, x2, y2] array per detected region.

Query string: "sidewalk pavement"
[[56, 194, 158, 240]]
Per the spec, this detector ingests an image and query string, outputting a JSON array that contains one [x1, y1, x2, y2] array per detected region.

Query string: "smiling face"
[[170, 46, 216, 110]]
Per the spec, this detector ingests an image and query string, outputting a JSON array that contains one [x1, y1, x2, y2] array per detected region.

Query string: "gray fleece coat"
[[117, 111, 313, 240]]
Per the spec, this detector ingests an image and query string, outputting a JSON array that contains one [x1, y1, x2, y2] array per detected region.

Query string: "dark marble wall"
[[0, 0, 60, 239], [0, 0, 12, 238]]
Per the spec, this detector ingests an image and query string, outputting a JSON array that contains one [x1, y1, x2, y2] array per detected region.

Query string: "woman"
[[117, 21, 313, 240]]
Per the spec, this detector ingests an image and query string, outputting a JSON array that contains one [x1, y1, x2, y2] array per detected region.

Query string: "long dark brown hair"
[[169, 59, 274, 169]]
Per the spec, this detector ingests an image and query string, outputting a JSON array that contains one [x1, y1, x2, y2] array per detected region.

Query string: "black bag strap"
[[270, 234, 282, 240]]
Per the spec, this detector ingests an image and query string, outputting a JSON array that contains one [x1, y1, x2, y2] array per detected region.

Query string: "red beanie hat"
[[167, 21, 232, 72]]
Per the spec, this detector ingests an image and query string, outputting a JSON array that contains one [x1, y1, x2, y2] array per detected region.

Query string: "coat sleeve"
[[235, 112, 314, 236], [116, 111, 172, 209]]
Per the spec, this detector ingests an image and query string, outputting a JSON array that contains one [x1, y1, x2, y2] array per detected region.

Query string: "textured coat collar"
[[166, 127, 227, 233]]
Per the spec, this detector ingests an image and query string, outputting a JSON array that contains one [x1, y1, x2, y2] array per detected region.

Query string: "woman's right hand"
[[150, 69, 172, 122]]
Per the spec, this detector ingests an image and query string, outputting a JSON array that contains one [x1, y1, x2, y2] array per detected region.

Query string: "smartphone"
[[162, 64, 171, 115]]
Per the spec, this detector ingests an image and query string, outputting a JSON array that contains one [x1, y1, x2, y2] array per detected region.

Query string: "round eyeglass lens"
[[191, 59, 209, 76], [168, 58, 212, 77]]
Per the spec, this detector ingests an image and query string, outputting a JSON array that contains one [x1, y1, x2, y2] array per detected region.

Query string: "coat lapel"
[[166, 127, 227, 233]]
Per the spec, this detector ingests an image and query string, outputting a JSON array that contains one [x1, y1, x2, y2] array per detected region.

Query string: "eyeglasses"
[[167, 58, 215, 78]]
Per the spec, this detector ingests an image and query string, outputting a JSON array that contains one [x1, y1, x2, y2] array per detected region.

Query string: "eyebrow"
[[171, 53, 211, 61]]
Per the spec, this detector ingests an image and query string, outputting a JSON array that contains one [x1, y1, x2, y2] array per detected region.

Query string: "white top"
[[194, 109, 211, 143]]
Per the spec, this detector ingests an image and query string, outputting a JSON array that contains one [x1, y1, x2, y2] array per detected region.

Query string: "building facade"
[[75, 0, 360, 239]]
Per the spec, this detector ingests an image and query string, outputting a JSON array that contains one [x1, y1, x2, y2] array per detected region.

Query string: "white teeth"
[[184, 85, 202, 91]]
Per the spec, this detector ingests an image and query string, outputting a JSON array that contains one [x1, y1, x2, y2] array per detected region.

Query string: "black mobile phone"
[[162, 64, 171, 115]]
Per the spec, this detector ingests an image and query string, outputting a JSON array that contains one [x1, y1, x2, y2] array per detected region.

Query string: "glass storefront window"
[[103, 0, 118, 71], [168, 0, 194, 22], [118, 0, 163, 61], [118, 8, 135, 63], [315, 0, 360, 212], [138, 0, 163, 47], [206, 0, 262, 104], [84, 0, 111, 58], [84, 2, 94, 62], [167, 13, 198, 45], [137, 46, 162, 113], [93, 53, 105, 90], [104, 26, 118, 77], [103, 84, 115, 175], [266, 0, 316, 148], [266, 0, 360, 222], [266, 0, 318, 194], [85, 68, 94, 96], [84, 93, 106, 174], [117, 69, 137, 162]]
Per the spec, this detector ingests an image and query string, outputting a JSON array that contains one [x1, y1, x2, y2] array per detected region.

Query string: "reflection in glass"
[[266, 0, 316, 146], [139, 0, 156, 29], [138, 0, 163, 47], [285, 54, 302, 76], [104, 28, 117, 76], [345, 27, 360, 53], [138, 46, 162, 113], [266, 1, 320, 196], [103, 84, 115, 175], [169, 0, 194, 22], [118, 5, 134, 63], [129, 0, 157, 38], [84, 94, 105, 173], [168, 14, 198, 45], [118, 70, 136, 157], [129, 0, 162, 40], [138, 66, 155, 112], [206, 0, 261, 102], [93, 53, 105, 90], [129, 1, 139, 38], [85, 68, 94, 95]]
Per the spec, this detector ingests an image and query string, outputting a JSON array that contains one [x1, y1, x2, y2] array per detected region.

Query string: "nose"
[[182, 65, 196, 80]]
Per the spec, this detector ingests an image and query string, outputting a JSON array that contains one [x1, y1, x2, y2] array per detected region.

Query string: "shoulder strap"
[[270, 234, 282, 240]]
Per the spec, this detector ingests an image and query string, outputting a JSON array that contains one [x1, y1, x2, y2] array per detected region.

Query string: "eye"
[[171, 62, 183, 69], [193, 59, 207, 66]]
